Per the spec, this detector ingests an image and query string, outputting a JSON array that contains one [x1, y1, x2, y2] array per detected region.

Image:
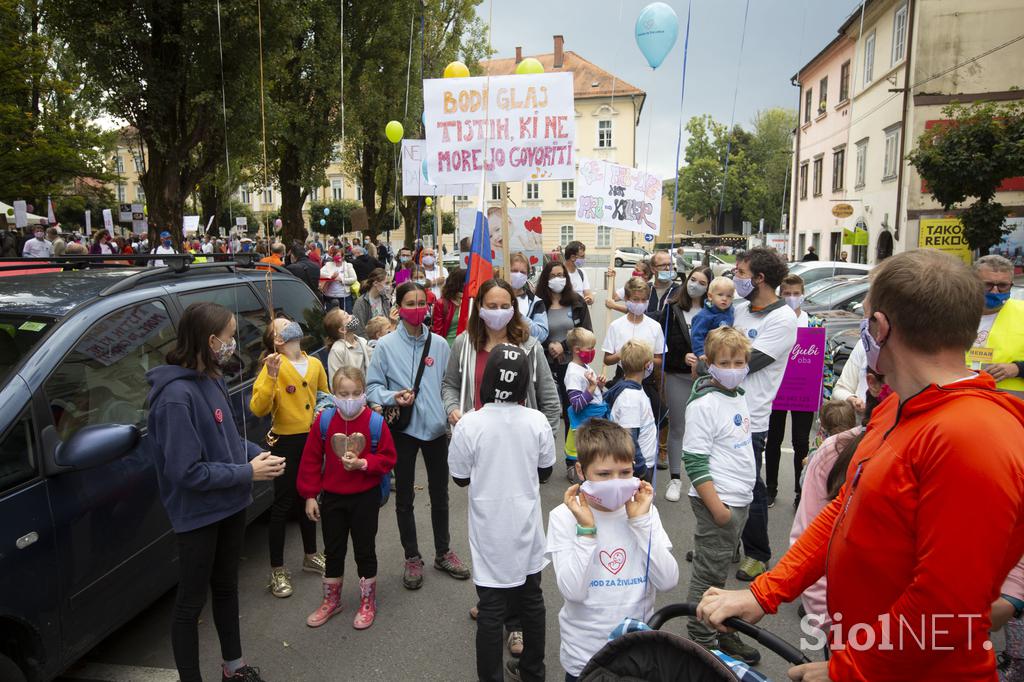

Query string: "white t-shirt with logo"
[[732, 300, 798, 433], [682, 387, 756, 506], [608, 387, 658, 468], [447, 402, 556, 588], [602, 315, 666, 368], [564, 361, 604, 405], [423, 264, 448, 299], [546, 503, 674, 676]]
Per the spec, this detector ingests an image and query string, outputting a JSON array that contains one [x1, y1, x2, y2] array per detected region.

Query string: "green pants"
[[686, 495, 750, 645]]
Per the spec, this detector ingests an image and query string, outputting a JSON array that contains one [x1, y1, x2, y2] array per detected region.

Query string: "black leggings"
[[764, 409, 814, 497], [393, 432, 450, 560], [321, 487, 381, 579], [268, 432, 318, 567], [172, 509, 246, 682]]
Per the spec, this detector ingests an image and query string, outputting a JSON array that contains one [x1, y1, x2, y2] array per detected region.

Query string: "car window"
[[805, 282, 868, 308], [46, 300, 176, 440], [0, 315, 56, 386], [838, 267, 869, 276], [179, 285, 268, 385], [267, 278, 325, 355], [0, 408, 36, 493]]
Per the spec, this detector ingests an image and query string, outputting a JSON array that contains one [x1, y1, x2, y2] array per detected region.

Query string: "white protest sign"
[[84, 210, 92, 235], [119, 203, 132, 222], [206, 215, 216, 232], [102, 209, 114, 232], [13, 200, 27, 228], [78, 304, 171, 367], [183, 215, 200, 234], [424, 72, 575, 184], [458, 207, 543, 267], [235, 216, 248, 227], [575, 157, 661, 236], [131, 203, 147, 235], [401, 139, 478, 197]]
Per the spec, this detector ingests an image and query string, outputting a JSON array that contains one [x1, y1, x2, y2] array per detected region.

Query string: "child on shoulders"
[[689, 276, 736, 372]]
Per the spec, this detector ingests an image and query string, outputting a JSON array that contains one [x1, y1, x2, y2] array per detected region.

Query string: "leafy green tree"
[[908, 101, 1024, 252], [736, 108, 796, 231], [674, 115, 741, 229], [310, 200, 362, 236]]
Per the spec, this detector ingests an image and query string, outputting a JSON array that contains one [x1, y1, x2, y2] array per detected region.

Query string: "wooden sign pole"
[[500, 181, 511, 279]]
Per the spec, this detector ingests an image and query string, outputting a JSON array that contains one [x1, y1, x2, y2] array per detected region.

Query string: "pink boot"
[[306, 580, 342, 628], [352, 577, 377, 630]]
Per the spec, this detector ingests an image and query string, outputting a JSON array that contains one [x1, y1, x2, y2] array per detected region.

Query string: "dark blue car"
[[0, 262, 325, 681]]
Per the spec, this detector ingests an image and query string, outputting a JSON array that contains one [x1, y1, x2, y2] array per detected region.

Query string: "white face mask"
[[580, 477, 640, 509], [422, 255, 435, 267], [687, 280, 708, 298], [548, 277, 567, 293], [334, 394, 366, 419], [626, 301, 648, 316], [784, 295, 804, 311], [509, 271, 529, 290], [479, 306, 515, 331], [708, 364, 748, 390]]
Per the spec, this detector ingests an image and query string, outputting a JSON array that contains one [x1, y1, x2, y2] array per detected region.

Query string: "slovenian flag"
[[457, 210, 493, 333]]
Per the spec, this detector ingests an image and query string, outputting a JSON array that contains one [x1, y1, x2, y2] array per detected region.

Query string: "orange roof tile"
[[480, 50, 645, 101]]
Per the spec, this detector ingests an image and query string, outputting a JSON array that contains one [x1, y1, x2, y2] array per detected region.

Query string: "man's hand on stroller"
[[787, 661, 831, 681], [565, 484, 596, 528], [696, 587, 765, 632], [625, 480, 654, 519]]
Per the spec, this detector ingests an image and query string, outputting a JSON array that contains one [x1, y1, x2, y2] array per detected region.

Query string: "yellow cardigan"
[[250, 353, 329, 436]]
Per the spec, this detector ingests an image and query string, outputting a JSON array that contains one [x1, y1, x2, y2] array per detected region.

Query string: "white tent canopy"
[[0, 201, 49, 227]]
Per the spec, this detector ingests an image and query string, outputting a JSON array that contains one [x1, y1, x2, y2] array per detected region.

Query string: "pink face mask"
[[399, 306, 428, 327], [577, 349, 596, 364]]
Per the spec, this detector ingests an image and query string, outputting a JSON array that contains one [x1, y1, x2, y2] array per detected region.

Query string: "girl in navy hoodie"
[[147, 302, 285, 682]]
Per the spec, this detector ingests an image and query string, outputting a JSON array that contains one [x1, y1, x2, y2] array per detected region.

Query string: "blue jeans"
[[740, 431, 771, 563]]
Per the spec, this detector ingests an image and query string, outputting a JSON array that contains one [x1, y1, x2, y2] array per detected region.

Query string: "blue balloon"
[[421, 111, 426, 127], [320, 218, 326, 226], [635, 2, 678, 69], [323, 207, 330, 216], [421, 159, 430, 184]]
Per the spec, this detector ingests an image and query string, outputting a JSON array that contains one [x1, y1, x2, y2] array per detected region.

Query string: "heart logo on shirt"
[[330, 432, 365, 460], [599, 548, 627, 575]]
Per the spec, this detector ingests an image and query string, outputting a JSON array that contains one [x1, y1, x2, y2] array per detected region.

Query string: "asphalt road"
[[59, 267, 821, 682]]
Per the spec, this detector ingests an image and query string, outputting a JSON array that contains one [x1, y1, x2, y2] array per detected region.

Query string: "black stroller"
[[578, 603, 810, 681]]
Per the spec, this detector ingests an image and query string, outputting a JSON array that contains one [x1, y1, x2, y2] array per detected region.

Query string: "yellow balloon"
[[515, 57, 544, 75], [443, 61, 470, 78], [385, 120, 404, 144], [425, 197, 433, 207]]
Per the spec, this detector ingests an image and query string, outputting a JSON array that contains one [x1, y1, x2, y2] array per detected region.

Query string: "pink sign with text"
[[772, 327, 826, 413]]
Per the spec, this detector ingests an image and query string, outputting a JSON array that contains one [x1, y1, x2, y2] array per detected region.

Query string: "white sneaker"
[[665, 478, 682, 502]]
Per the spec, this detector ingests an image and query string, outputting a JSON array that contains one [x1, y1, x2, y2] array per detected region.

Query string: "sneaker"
[[434, 550, 471, 579], [717, 632, 761, 666], [506, 630, 524, 657], [504, 659, 522, 682], [735, 557, 767, 582], [223, 665, 266, 681], [352, 578, 377, 630], [767, 495, 776, 508], [268, 568, 293, 598], [306, 581, 342, 627], [402, 557, 424, 590], [665, 479, 682, 502], [302, 552, 326, 575]]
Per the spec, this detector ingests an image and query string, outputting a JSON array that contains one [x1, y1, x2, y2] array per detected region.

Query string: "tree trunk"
[[142, 143, 186, 249], [360, 146, 379, 237], [277, 142, 308, 246], [199, 185, 220, 236]]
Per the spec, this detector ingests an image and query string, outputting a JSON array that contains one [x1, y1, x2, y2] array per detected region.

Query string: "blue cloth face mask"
[[985, 291, 1011, 309]]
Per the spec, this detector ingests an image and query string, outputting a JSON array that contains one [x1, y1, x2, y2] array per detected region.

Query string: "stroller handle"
[[648, 602, 812, 665]]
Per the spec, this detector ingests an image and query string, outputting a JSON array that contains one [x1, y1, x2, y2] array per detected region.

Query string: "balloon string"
[[340, 0, 345, 145], [716, 0, 751, 234], [215, 0, 233, 231]]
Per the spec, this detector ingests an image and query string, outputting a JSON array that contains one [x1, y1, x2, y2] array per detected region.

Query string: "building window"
[[804, 88, 813, 124], [883, 126, 900, 181], [525, 182, 539, 200], [355, 183, 362, 201], [832, 147, 846, 192], [310, 187, 319, 202], [863, 31, 876, 85], [597, 225, 612, 248], [116, 184, 126, 203], [560, 224, 574, 246], [135, 184, 145, 203], [331, 178, 343, 201], [240, 185, 250, 204], [892, 2, 908, 66], [839, 61, 851, 102], [561, 181, 574, 200], [598, 120, 613, 148], [799, 162, 809, 200], [133, 155, 144, 173], [855, 139, 868, 188], [491, 183, 501, 201], [114, 155, 124, 173], [262, 187, 273, 204], [454, 195, 468, 201], [812, 157, 823, 197], [818, 77, 828, 114]]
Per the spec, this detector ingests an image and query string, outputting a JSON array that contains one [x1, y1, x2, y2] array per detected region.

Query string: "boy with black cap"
[[448, 343, 556, 682]]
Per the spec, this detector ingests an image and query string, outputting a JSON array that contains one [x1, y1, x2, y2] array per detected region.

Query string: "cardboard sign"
[[771, 327, 826, 413], [457, 207, 543, 267], [423, 72, 575, 184], [235, 216, 248, 227], [77, 304, 171, 367], [401, 139, 479, 197], [183, 215, 200, 234], [84, 210, 92, 235], [131, 203, 147, 235], [918, 218, 970, 264], [13, 200, 27, 228], [765, 232, 789, 256], [575, 157, 660, 236], [119, 203, 132, 223], [102, 209, 114, 232]]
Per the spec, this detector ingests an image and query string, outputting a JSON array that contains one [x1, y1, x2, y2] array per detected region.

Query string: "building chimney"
[[515, 46, 522, 64], [553, 35, 564, 68]]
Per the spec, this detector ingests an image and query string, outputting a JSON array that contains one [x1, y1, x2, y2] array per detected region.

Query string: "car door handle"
[[16, 532, 38, 549]]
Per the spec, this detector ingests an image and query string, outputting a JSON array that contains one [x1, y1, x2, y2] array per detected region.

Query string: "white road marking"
[[60, 662, 180, 682]]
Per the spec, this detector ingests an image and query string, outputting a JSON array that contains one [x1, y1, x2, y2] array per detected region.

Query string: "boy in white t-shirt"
[[602, 277, 666, 375], [448, 344, 556, 682], [682, 326, 759, 664], [547, 419, 678, 681], [604, 339, 657, 480]]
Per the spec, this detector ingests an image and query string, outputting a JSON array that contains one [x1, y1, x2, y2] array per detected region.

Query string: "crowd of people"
[[127, 234, 1022, 682]]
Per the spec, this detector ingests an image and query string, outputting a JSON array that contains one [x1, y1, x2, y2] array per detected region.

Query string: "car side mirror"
[[55, 424, 140, 470]]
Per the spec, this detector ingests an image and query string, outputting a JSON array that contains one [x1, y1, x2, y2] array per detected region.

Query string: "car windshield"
[[804, 280, 869, 308], [0, 314, 56, 385]]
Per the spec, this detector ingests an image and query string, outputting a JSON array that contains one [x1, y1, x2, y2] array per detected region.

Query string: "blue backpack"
[[318, 408, 390, 507]]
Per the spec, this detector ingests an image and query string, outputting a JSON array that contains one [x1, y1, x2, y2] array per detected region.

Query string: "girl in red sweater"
[[297, 366, 397, 630]]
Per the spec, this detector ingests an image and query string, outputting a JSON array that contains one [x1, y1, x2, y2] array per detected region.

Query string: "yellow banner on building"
[[842, 228, 868, 246], [919, 218, 971, 264]]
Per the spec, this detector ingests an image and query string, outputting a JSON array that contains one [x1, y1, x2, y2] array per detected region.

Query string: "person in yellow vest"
[[971, 255, 1024, 396]]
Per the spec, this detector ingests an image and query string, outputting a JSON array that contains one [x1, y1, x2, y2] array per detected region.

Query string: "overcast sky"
[[478, 0, 859, 179]]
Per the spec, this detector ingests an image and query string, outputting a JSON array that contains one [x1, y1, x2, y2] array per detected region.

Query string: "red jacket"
[[752, 373, 1024, 681], [431, 297, 457, 337], [296, 407, 396, 498]]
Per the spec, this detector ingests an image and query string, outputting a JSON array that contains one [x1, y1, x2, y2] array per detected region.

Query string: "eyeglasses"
[[982, 281, 1012, 293]]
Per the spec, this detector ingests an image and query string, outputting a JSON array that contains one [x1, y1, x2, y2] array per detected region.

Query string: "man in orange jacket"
[[697, 249, 1024, 681]]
